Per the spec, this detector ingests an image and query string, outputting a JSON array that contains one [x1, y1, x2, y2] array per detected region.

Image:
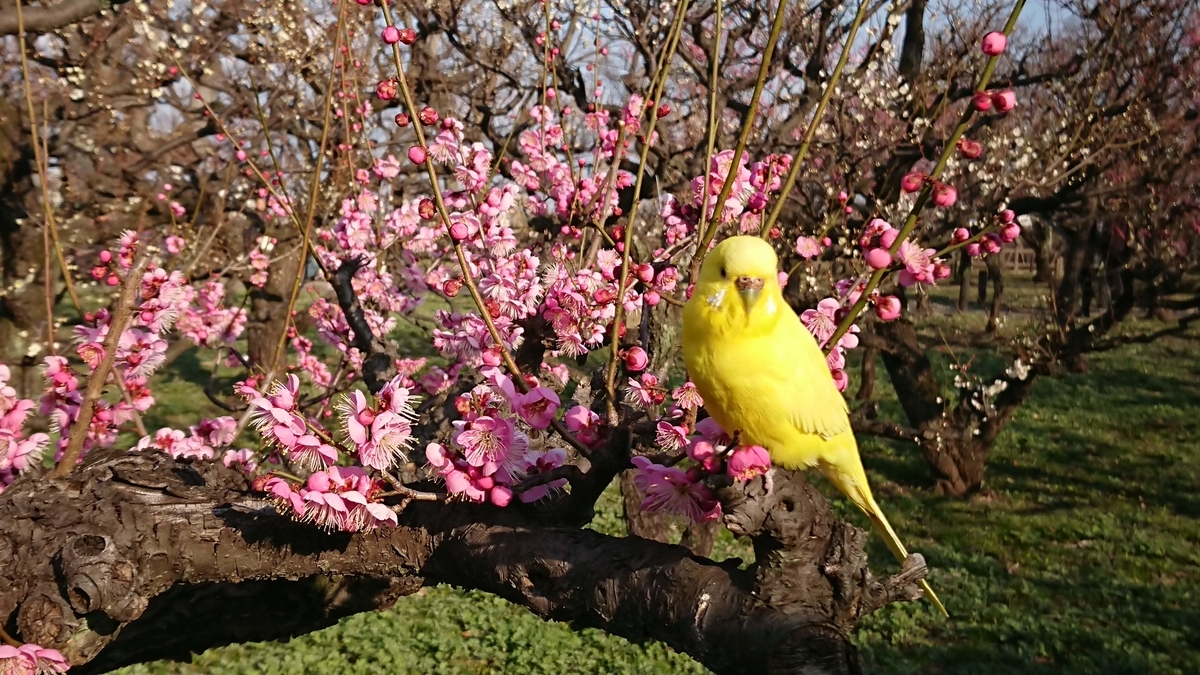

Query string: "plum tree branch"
[[0, 0, 126, 35], [0, 449, 925, 675]]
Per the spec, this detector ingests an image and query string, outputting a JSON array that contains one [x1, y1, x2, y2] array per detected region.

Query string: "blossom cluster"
[[0, 643, 69, 675], [0, 366, 49, 494], [259, 465, 397, 532], [629, 416, 773, 524], [425, 367, 567, 506]]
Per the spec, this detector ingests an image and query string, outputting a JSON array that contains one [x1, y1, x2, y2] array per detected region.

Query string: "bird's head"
[[697, 236, 781, 314]]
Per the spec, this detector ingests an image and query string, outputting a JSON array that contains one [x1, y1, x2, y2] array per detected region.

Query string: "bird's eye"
[[719, 267, 726, 278]]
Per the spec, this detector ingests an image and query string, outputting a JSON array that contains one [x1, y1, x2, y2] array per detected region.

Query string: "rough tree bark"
[[243, 225, 304, 371], [956, 250, 971, 313], [0, 447, 928, 675], [865, 319, 1038, 495], [984, 255, 1004, 334]]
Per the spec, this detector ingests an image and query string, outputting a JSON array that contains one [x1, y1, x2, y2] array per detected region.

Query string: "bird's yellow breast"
[[682, 286, 851, 470]]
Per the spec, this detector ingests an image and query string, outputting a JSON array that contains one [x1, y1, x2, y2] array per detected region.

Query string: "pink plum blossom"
[[727, 445, 771, 481]]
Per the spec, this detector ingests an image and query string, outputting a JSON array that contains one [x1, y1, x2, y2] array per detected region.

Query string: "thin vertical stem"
[[267, 0, 347, 378], [822, 0, 1027, 354], [694, 0, 724, 254], [761, 0, 870, 239], [602, 0, 692, 424], [49, 256, 151, 479], [688, 0, 792, 283]]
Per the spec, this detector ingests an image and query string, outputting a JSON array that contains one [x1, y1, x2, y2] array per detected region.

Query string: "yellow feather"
[[682, 236, 948, 617]]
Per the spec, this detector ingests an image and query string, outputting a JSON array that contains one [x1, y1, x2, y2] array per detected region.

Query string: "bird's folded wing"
[[775, 315, 852, 439]]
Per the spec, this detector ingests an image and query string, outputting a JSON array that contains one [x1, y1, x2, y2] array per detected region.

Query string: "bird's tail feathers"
[[864, 509, 948, 617], [818, 459, 949, 618]]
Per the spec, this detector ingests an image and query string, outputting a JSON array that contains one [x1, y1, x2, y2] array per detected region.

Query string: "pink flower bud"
[[901, 172, 925, 193], [394, 112, 411, 127], [875, 295, 902, 321], [635, 263, 655, 284], [933, 183, 958, 207], [307, 472, 331, 492], [972, 91, 992, 112], [981, 31, 1007, 56], [442, 278, 463, 297], [490, 485, 513, 507], [382, 26, 401, 44], [397, 27, 417, 45], [643, 289, 661, 306], [992, 89, 1016, 113], [375, 79, 398, 101], [623, 346, 648, 372], [957, 137, 983, 159], [418, 106, 439, 126], [984, 235, 1003, 253], [418, 198, 435, 219], [879, 227, 899, 249], [481, 348, 502, 367], [656, 104, 671, 118], [966, 242, 983, 257], [106, 274, 120, 286], [1000, 209, 1015, 224], [99, 250, 113, 263], [407, 145, 427, 165], [864, 247, 893, 270], [747, 191, 768, 212], [1001, 223, 1021, 243], [449, 220, 469, 241], [934, 262, 952, 280], [952, 227, 971, 243]]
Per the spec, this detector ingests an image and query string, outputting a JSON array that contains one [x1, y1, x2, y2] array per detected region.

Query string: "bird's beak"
[[735, 276, 764, 308]]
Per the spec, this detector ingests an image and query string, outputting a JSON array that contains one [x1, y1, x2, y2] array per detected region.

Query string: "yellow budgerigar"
[[682, 235, 947, 616]]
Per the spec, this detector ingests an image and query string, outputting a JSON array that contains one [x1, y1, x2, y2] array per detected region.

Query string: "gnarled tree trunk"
[[0, 448, 929, 675]]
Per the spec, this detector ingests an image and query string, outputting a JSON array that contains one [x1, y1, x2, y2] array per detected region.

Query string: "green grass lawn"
[[113, 307, 1200, 675]]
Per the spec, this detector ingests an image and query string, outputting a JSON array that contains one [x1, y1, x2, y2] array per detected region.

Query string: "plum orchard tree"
[[0, 0, 1197, 672]]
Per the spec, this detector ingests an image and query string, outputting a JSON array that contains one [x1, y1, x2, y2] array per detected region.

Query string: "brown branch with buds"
[[49, 255, 150, 478]]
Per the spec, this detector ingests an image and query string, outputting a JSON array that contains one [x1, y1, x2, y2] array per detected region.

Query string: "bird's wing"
[[772, 311, 852, 439]]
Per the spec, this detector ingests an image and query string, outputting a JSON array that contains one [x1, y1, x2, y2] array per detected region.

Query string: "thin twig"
[[267, 2, 345, 377], [694, 0, 724, 251], [379, 1, 592, 457], [0, 624, 21, 647], [823, 0, 1028, 354], [760, 0, 871, 239], [49, 255, 151, 479], [603, 0, 693, 424], [688, 0, 792, 283]]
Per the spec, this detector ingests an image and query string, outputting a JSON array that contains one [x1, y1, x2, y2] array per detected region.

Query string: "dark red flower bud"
[[418, 198, 435, 219], [418, 106, 439, 126]]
